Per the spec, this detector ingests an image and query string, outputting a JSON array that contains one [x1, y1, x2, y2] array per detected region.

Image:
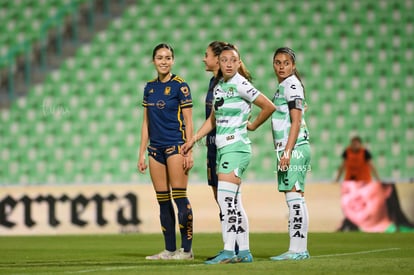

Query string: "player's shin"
[[286, 192, 308, 253], [217, 181, 239, 253], [172, 188, 193, 252], [234, 185, 249, 251], [156, 191, 176, 252]]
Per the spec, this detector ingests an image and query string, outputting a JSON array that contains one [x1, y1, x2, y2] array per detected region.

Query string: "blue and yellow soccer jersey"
[[142, 74, 192, 147]]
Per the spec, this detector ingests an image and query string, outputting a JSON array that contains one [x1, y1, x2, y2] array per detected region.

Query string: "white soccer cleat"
[[145, 250, 176, 260], [270, 251, 310, 261], [172, 248, 194, 260]]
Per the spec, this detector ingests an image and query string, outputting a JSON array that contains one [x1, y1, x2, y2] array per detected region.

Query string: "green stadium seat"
[[1, 0, 412, 184]]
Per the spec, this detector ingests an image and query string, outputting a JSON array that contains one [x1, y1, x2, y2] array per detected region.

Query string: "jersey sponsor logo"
[[242, 81, 248, 85], [164, 87, 171, 95], [214, 97, 224, 111], [149, 88, 154, 94], [216, 119, 229, 124], [226, 135, 235, 141], [214, 87, 220, 96], [222, 161, 229, 169], [164, 145, 176, 155], [246, 88, 258, 97], [180, 86, 189, 97], [156, 100, 166, 109], [290, 84, 296, 90]]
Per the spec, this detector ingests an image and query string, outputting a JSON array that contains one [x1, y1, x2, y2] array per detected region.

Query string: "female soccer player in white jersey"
[[182, 44, 276, 264], [269, 47, 311, 261]]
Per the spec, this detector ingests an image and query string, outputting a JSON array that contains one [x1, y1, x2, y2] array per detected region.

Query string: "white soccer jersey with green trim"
[[213, 73, 261, 149], [271, 75, 309, 151]]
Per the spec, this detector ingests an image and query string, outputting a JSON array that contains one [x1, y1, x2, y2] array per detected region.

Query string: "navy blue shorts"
[[207, 145, 218, 187], [147, 145, 181, 165]]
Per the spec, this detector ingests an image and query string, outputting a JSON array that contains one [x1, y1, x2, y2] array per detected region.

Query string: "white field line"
[[64, 248, 401, 273], [65, 266, 137, 274], [311, 247, 401, 258]]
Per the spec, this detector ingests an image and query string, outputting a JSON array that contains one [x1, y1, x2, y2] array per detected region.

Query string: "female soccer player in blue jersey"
[[269, 47, 311, 261], [138, 43, 194, 260], [203, 41, 228, 201], [183, 44, 276, 264]]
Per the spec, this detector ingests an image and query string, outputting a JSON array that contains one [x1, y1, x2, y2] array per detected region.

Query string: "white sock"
[[235, 185, 249, 251], [302, 197, 309, 251], [286, 192, 308, 253], [217, 181, 240, 252]]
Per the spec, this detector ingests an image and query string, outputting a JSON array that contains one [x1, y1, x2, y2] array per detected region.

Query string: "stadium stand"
[[0, 0, 413, 185]]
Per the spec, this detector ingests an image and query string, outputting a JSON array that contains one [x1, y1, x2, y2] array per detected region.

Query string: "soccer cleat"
[[270, 251, 310, 261], [204, 250, 235, 264], [205, 250, 223, 261], [145, 250, 176, 260], [206, 243, 239, 261], [172, 248, 194, 260], [231, 250, 253, 263]]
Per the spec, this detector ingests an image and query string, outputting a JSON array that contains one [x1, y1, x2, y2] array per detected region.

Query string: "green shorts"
[[217, 141, 251, 178], [276, 143, 311, 192]]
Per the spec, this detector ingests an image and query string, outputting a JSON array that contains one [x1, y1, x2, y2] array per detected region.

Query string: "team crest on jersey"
[[227, 87, 235, 97], [156, 100, 166, 109], [149, 88, 154, 94], [180, 86, 189, 97], [164, 87, 171, 95]]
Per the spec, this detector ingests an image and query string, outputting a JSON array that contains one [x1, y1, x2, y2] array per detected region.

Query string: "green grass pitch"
[[0, 233, 413, 274]]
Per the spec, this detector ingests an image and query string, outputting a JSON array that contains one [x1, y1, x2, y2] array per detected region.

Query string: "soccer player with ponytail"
[[182, 44, 275, 264], [270, 47, 311, 261]]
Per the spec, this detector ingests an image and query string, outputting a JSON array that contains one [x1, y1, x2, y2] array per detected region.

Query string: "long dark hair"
[[208, 40, 228, 57], [273, 47, 305, 97], [213, 43, 252, 87]]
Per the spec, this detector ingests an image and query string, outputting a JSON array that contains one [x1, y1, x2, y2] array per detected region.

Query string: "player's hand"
[[137, 157, 147, 174], [246, 114, 255, 131], [278, 152, 291, 172], [183, 152, 194, 174], [181, 138, 195, 156], [247, 121, 256, 131]]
